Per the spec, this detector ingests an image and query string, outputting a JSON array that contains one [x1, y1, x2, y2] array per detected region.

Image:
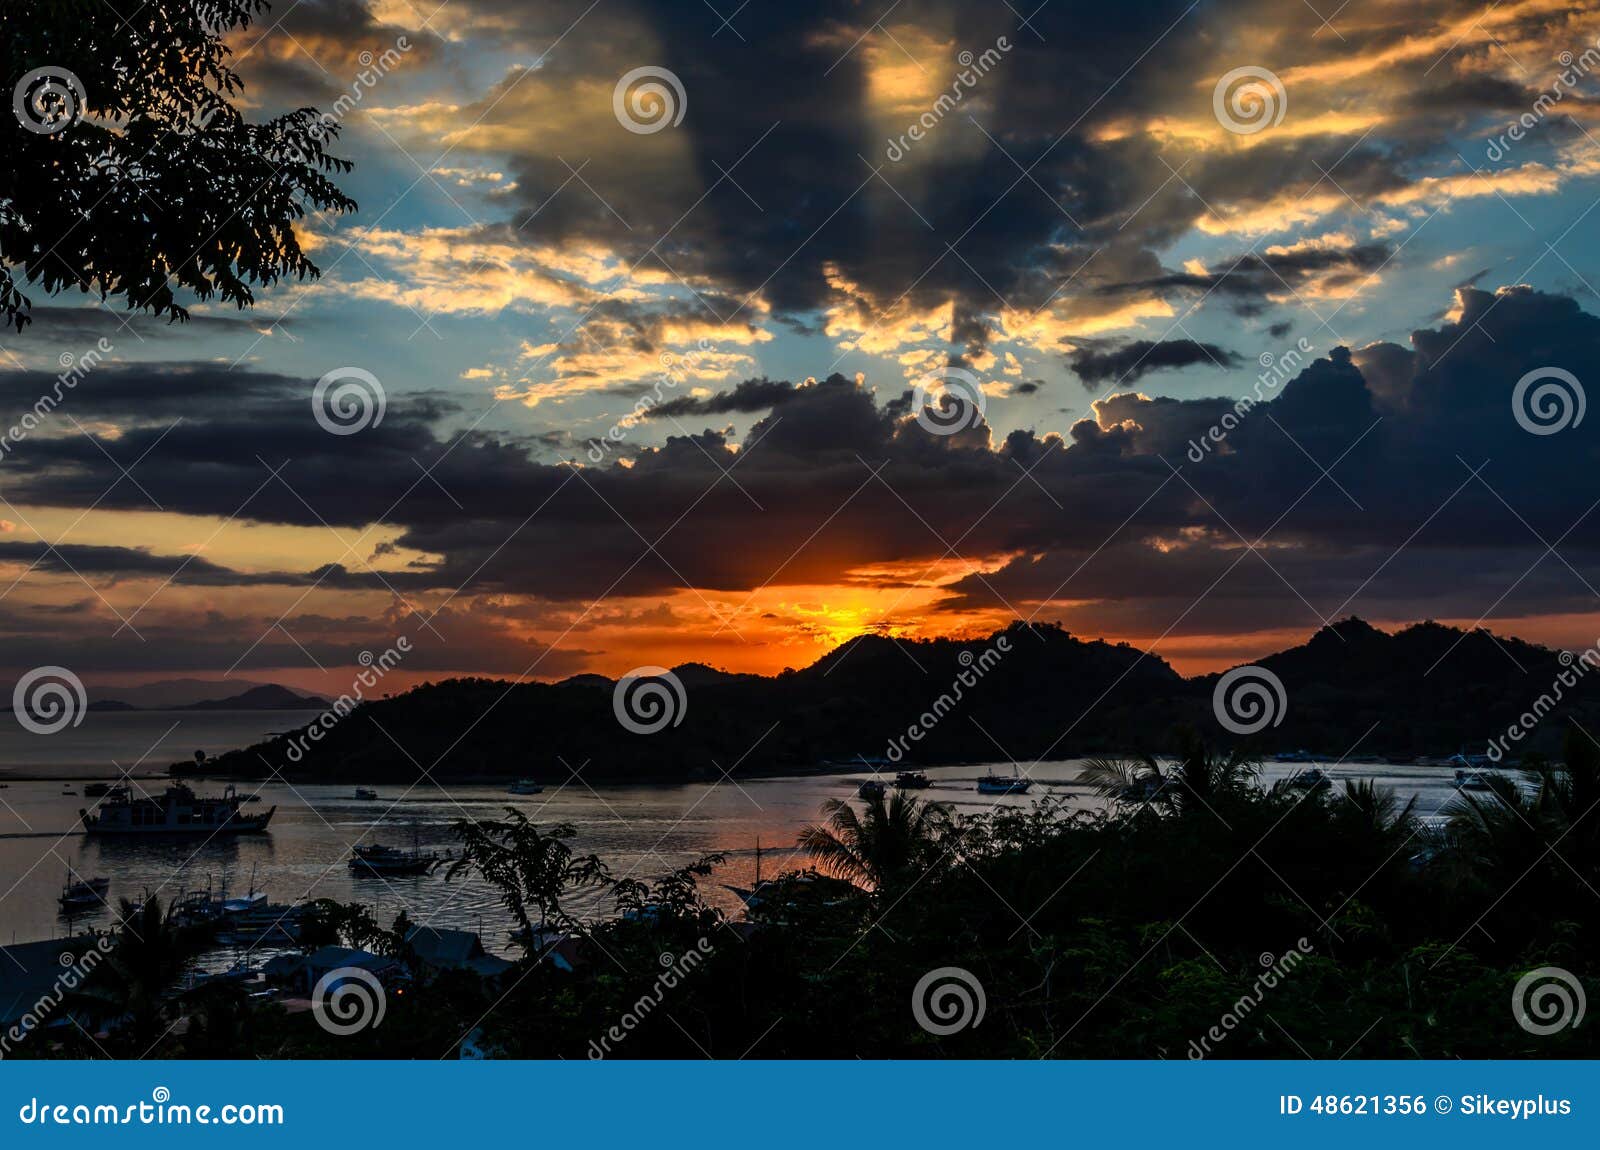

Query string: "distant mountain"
[[184, 618, 1600, 783], [178, 684, 326, 711], [90, 678, 328, 709]]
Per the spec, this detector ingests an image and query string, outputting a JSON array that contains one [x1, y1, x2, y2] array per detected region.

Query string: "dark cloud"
[[647, 377, 799, 419], [3, 287, 1597, 662], [1068, 338, 1244, 387], [1103, 244, 1393, 314]]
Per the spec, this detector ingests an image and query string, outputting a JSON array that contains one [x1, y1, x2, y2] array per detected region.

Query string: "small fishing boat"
[[894, 771, 931, 789], [977, 769, 1031, 796], [506, 779, 544, 795], [169, 886, 220, 928], [58, 873, 109, 912], [857, 779, 887, 799], [353, 787, 378, 800], [349, 842, 442, 876]]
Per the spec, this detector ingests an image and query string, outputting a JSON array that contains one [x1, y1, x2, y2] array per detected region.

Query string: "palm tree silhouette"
[[799, 790, 951, 890]]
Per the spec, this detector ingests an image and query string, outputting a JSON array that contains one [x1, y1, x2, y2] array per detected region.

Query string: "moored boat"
[[57, 874, 109, 912], [857, 780, 887, 799], [977, 771, 1031, 795], [349, 842, 442, 876], [894, 771, 931, 789], [80, 783, 274, 836]]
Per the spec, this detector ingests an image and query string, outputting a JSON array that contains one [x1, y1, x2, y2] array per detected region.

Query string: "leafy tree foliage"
[[28, 729, 1600, 1059], [2, 0, 356, 330]]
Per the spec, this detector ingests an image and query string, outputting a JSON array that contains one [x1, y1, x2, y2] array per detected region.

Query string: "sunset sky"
[[5, 0, 1600, 694]]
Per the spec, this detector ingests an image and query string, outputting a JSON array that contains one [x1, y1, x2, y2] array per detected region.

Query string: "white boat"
[[977, 770, 1032, 795], [215, 904, 304, 946], [506, 779, 543, 795], [80, 783, 274, 836], [220, 890, 267, 916]]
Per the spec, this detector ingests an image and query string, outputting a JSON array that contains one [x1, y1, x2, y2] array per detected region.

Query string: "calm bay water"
[[0, 709, 316, 777], [0, 713, 1482, 959]]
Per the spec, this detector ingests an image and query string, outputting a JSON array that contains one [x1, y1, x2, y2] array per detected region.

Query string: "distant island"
[[177, 618, 1599, 783], [84, 682, 328, 712]]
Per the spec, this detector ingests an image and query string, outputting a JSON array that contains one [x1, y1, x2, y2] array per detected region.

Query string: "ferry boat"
[[80, 783, 274, 836]]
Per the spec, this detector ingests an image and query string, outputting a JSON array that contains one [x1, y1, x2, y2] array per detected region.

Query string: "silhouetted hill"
[[178, 684, 326, 711], [88, 677, 326, 709], [185, 618, 1600, 782]]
